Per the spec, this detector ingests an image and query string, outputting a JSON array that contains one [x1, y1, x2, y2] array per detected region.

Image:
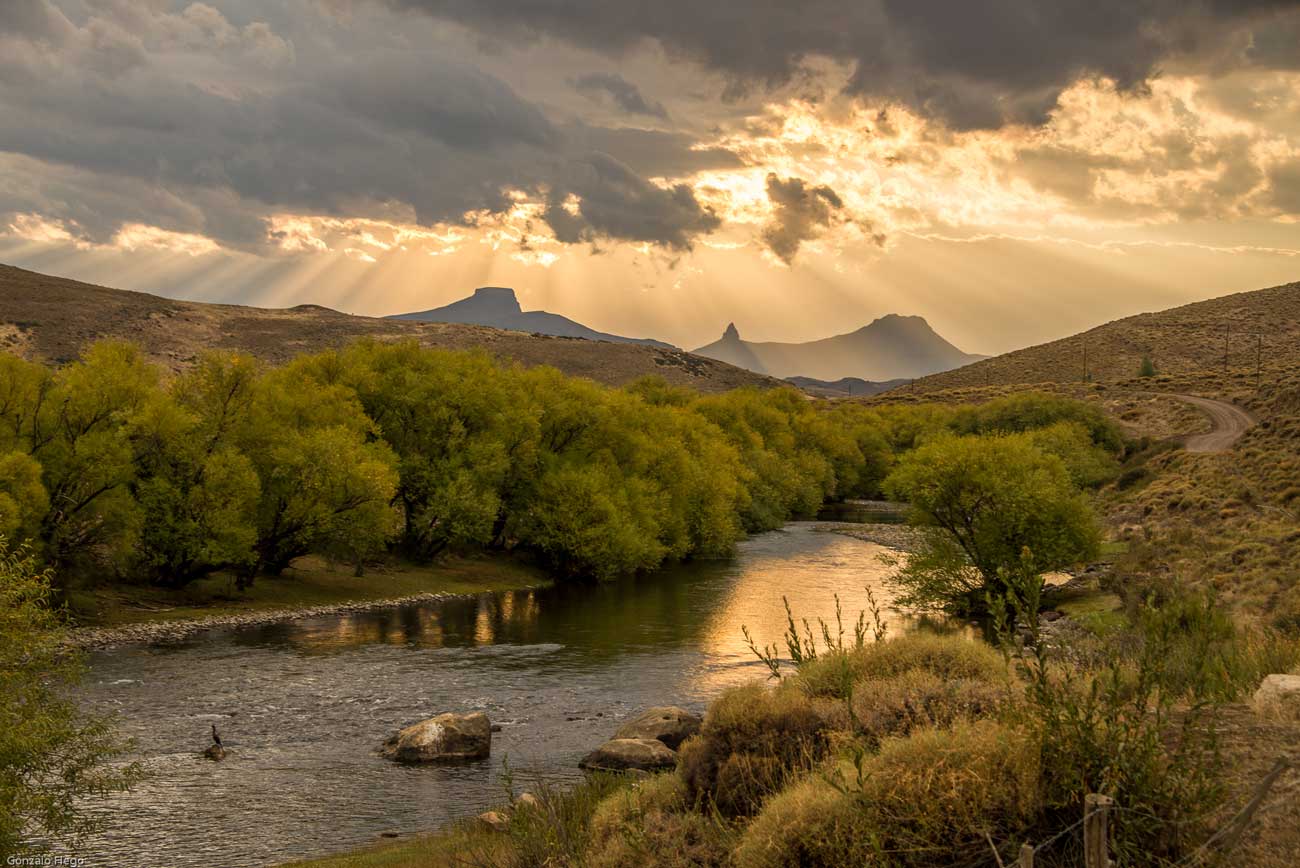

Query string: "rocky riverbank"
[[814, 521, 926, 552], [70, 591, 465, 650]]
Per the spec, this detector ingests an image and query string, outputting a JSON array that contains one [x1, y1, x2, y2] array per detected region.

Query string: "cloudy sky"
[[2, 0, 1299, 354]]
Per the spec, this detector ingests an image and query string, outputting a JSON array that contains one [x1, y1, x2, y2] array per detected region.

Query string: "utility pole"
[[1082, 339, 1089, 383], [1224, 324, 1230, 377]]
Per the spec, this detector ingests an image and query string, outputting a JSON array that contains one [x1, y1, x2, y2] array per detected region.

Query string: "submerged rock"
[[579, 737, 677, 772], [202, 744, 226, 761], [380, 712, 492, 762], [613, 706, 702, 750]]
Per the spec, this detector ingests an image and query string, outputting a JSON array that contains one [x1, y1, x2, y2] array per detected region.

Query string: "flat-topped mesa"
[[388, 283, 675, 348], [465, 286, 523, 315]]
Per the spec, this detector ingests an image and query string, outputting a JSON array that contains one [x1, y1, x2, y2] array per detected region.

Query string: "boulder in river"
[[380, 712, 492, 762], [1254, 674, 1300, 719], [579, 737, 677, 772], [613, 706, 701, 750], [202, 744, 226, 761]]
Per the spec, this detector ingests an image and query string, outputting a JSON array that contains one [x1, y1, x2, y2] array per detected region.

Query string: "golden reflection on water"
[[688, 531, 978, 695], [233, 525, 978, 675]]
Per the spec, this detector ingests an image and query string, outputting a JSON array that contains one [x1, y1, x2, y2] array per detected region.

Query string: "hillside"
[[390, 286, 675, 349], [0, 265, 776, 392], [871, 278, 1300, 625], [912, 280, 1300, 393], [694, 315, 985, 381]]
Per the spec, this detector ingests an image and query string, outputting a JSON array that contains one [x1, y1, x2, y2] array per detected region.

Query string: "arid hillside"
[[912, 280, 1300, 394], [862, 278, 1300, 626], [0, 265, 776, 391]]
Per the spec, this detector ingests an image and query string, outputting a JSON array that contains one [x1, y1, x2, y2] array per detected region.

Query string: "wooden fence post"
[[1017, 842, 1035, 867], [1084, 793, 1113, 868]]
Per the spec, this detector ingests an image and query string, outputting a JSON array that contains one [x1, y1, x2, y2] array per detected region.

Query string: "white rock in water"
[[380, 711, 492, 762]]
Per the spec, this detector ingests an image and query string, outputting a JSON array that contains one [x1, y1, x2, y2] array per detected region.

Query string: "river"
[[70, 519, 960, 867]]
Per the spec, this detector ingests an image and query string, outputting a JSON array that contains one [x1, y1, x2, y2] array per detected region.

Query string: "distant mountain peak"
[[465, 286, 522, 314], [694, 312, 983, 381], [387, 286, 673, 349]]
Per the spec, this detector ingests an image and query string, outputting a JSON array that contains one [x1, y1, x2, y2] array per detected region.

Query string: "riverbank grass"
[[279, 827, 506, 868], [65, 553, 551, 628]]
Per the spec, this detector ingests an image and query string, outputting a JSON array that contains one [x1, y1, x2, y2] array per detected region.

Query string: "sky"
[[1, 1, 1299, 356]]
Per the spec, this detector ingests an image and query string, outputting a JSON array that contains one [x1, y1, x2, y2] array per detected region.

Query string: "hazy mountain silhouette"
[[785, 376, 911, 397], [390, 287, 674, 348], [694, 315, 985, 380]]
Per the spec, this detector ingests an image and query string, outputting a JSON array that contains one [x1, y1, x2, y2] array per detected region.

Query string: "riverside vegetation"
[[3, 338, 1295, 863]]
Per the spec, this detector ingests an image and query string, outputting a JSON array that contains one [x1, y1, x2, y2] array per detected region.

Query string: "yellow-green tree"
[[0, 542, 139, 854], [885, 432, 1101, 614], [129, 353, 261, 585]]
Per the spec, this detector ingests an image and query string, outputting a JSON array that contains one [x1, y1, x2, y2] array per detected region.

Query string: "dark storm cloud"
[[0, 1, 725, 252], [572, 72, 668, 119], [566, 124, 744, 177], [381, 0, 1300, 128], [761, 174, 845, 264], [543, 153, 719, 250]]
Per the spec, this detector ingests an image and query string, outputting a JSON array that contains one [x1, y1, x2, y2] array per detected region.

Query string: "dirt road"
[[1174, 394, 1256, 452]]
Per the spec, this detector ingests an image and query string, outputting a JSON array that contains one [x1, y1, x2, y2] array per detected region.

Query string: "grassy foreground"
[[65, 553, 550, 628]]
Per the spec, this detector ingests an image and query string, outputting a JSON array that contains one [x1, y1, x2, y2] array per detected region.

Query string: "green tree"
[[238, 363, 400, 579], [0, 452, 48, 544], [129, 354, 261, 585], [0, 542, 139, 854], [27, 342, 156, 569], [884, 432, 1101, 614], [1139, 355, 1157, 378], [336, 343, 538, 560]]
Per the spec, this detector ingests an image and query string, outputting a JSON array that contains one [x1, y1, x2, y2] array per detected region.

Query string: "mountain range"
[[693, 317, 986, 381], [389, 287, 673, 349], [0, 265, 774, 393]]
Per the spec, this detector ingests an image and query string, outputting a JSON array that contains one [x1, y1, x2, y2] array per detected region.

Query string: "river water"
[[70, 520, 957, 867]]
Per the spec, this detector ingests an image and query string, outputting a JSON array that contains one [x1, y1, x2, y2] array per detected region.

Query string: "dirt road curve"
[[1174, 394, 1256, 452]]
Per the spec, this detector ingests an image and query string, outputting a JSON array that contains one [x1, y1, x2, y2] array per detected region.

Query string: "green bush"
[[795, 632, 1008, 700], [585, 774, 733, 868], [848, 670, 1013, 747], [731, 775, 876, 868], [735, 720, 1040, 868], [0, 542, 140, 853], [678, 681, 832, 817]]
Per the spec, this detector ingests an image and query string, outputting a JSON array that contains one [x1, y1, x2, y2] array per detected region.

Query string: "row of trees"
[[0, 340, 1122, 598], [0, 341, 896, 587]]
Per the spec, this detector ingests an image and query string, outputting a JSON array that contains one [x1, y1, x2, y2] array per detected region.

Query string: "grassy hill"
[[913, 280, 1300, 394], [870, 278, 1300, 625], [0, 264, 776, 392]]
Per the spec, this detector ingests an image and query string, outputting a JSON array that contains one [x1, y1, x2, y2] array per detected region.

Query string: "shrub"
[[678, 681, 832, 817], [732, 776, 876, 868], [585, 774, 733, 868], [0, 542, 140, 853], [795, 633, 1007, 700], [479, 772, 629, 868], [735, 720, 1040, 868], [849, 670, 1014, 746]]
